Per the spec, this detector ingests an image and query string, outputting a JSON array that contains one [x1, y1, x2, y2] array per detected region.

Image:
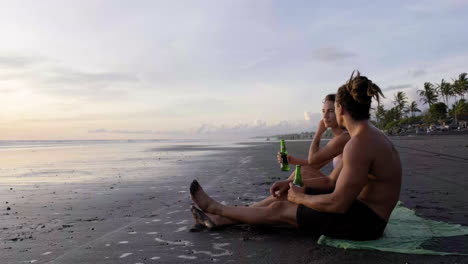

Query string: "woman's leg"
[[300, 165, 326, 180], [191, 167, 326, 227]]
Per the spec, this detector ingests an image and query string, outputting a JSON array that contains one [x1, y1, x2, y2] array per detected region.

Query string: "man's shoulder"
[[343, 135, 375, 160], [336, 131, 351, 142]]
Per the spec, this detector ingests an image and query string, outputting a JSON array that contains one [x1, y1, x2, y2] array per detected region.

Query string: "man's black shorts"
[[296, 188, 387, 241]]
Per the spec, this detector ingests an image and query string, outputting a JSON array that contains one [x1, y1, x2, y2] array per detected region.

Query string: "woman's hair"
[[336, 71, 384, 120], [323, 93, 336, 102]]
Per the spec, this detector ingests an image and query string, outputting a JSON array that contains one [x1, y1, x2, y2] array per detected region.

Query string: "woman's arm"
[[308, 120, 327, 160], [286, 120, 329, 166], [306, 132, 349, 166]]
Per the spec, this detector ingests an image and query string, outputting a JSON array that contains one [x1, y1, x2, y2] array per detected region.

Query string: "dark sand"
[[1, 136, 468, 263]]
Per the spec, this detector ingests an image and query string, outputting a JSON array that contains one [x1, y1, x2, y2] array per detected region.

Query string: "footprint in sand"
[[119, 253, 132, 258], [192, 243, 232, 257], [178, 255, 197, 260], [175, 226, 188, 232], [154, 237, 192, 246]]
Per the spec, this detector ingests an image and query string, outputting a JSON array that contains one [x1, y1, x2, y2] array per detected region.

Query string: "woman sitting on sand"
[[190, 71, 402, 240], [191, 93, 350, 227], [276, 94, 350, 191]]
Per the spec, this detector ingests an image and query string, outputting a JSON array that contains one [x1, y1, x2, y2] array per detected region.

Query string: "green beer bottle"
[[293, 165, 304, 187], [280, 139, 290, 171]]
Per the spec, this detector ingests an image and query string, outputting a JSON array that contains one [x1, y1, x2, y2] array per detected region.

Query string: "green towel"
[[318, 202, 468, 255]]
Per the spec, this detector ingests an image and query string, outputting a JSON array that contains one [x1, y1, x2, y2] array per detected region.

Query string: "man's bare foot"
[[189, 180, 222, 214]]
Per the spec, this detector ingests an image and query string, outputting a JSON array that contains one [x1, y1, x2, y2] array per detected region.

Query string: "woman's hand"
[[277, 152, 292, 165], [316, 119, 327, 136], [287, 182, 306, 204]]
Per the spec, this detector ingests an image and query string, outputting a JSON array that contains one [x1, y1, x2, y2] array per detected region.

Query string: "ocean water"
[[0, 139, 255, 185]]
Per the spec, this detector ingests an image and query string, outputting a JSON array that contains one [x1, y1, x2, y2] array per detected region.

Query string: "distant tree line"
[[374, 72, 468, 132], [273, 72, 468, 140], [276, 131, 317, 140]]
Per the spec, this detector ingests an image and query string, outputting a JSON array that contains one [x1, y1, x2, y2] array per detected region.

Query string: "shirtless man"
[[190, 71, 402, 240]]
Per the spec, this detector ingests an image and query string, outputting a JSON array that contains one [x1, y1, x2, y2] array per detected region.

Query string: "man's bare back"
[[355, 125, 402, 220]]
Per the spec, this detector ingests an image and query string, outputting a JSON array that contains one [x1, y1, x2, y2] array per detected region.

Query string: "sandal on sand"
[[190, 205, 215, 229]]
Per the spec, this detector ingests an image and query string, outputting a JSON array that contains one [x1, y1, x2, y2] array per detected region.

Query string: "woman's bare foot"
[[190, 205, 215, 229], [189, 180, 223, 214]]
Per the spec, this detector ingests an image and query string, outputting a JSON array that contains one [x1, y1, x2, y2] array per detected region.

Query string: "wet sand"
[[1, 136, 467, 263]]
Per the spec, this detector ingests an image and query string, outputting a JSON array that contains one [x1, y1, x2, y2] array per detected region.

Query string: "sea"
[[0, 139, 261, 185]]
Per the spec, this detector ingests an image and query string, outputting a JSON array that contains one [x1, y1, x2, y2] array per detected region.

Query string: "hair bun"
[[346, 70, 384, 105]]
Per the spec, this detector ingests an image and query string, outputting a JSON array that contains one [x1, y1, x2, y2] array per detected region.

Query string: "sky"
[[1, 0, 467, 140]]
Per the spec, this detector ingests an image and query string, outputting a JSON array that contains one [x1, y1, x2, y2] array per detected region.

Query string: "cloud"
[[46, 68, 138, 85], [0, 87, 16, 93], [88, 129, 181, 135], [311, 47, 357, 61], [0, 55, 41, 68], [194, 115, 322, 137], [304, 111, 321, 121], [238, 56, 271, 70], [408, 69, 427, 77], [33, 67, 140, 100], [383, 84, 413, 91]]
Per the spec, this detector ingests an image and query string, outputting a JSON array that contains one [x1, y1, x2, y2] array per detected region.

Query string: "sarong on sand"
[[318, 202, 468, 255]]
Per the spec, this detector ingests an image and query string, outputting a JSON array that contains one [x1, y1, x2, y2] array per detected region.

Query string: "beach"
[[1, 136, 467, 264]]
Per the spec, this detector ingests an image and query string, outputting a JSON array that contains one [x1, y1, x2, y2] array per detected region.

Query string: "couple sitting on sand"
[[190, 71, 402, 241]]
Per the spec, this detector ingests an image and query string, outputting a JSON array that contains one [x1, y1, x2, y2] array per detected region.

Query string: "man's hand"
[[287, 182, 306, 204], [270, 180, 291, 199]]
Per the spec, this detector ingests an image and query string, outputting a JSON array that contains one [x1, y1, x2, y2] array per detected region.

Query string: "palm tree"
[[435, 79, 452, 106], [417, 82, 438, 106], [393, 91, 408, 118], [408, 101, 421, 117], [375, 104, 386, 127], [452, 73, 468, 100], [451, 99, 468, 124]]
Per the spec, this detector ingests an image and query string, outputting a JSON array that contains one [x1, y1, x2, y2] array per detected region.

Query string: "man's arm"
[[288, 139, 370, 213]]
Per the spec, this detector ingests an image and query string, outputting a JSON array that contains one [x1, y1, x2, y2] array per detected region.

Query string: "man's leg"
[[190, 180, 298, 227], [251, 165, 325, 207]]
